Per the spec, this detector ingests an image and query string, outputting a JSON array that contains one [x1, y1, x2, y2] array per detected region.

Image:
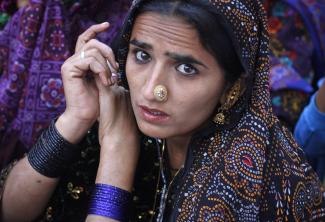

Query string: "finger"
[[84, 48, 112, 85], [100, 72, 111, 86], [83, 39, 119, 71], [70, 48, 112, 86], [89, 61, 110, 86], [71, 56, 110, 85], [75, 22, 110, 53], [95, 74, 111, 93]]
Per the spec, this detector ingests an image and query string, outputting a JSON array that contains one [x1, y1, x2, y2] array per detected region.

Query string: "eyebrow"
[[130, 39, 153, 50], [130, 38, 207, 68], [165, 52, 207, 68]]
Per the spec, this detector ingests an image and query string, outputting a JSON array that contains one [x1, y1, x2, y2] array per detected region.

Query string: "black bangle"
[[27, 120, 80, 178]]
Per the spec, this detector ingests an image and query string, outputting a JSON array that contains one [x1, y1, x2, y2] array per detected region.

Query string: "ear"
[[219, 76, 246, 106], [219, 84, 231, 105]]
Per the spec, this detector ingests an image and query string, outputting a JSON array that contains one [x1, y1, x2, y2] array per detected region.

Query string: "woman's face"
[[126, 12, 226, 139]]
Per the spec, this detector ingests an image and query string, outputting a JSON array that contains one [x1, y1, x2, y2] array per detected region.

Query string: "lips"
[[138, 105, 170, 123]]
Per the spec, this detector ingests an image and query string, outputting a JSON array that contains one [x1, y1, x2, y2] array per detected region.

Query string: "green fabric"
[[0, 13, 9, 29]]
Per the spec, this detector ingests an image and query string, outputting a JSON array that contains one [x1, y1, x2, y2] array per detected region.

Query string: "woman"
[[1, 0, 324, 221]]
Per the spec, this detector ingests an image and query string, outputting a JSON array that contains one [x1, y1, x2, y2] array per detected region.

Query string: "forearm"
[[0, 157, 58, 222], [1, 114, 91, 222], [56, 112, 95, 144], [86, 216, 119, 222], [86, 138, 139, 222], [316, 80, 325, 113], [95, 138, 139, 191]]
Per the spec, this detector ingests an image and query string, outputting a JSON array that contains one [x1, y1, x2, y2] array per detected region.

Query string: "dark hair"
[[137, 0, 244, 83]]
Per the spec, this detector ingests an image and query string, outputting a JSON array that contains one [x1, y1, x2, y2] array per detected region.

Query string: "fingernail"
[[115, 62, 119, 70], [102, 22, 109, 26], [107, 59, 117, 73]]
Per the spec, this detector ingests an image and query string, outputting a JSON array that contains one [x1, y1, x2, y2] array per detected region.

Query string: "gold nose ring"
[[153, 85, 168, 102]]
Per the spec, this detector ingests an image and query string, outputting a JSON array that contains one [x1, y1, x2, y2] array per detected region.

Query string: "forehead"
[[130, 12, 201, 49]]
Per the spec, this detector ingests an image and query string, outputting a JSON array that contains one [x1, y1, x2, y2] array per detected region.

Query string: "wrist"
[[96, 140, 139, 192], [56, 112, 95, 144], [88, 183, 131, 221], [28, 120, 80, 178]]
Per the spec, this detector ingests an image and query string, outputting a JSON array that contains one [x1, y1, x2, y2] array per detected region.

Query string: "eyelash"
[[132, 49, 151, 64], [176, 64, 198, 76], [131, 48, 199, 76]]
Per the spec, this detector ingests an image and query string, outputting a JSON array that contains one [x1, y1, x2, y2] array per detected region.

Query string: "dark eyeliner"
[[175, 63, 199, 76], [132, 48, 151, 64]]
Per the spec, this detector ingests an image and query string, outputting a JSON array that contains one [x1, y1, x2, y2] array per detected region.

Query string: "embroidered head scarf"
[[116, 0, 325, 221]]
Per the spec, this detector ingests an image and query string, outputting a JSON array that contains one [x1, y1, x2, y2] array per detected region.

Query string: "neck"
[[166, 135, 191, 171]]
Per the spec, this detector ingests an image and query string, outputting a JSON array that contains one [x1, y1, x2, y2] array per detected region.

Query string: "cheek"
[[125, 59, 138, 106], [125, 54, 133, 82], [126, 57, 140, 91], [174, 81, 224, 125]]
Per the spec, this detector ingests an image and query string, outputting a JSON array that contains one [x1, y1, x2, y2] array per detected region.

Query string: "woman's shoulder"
[[259, 122, 325, 221]]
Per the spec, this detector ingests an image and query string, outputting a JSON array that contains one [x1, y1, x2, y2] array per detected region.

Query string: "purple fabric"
[[0, 0, 16, 13], [267, 0, 325, 92], [265, 0, 325, 129], [270, 64, 313, 93], [286, 0, 325, 80], [0, 0, 131, 168]]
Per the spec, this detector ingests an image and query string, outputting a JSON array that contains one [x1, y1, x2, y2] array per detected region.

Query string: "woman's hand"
[[95, 79, 140, 192], [56, 22, 119, 143], [97, 84, 139, 147], [62, 22, 118, 124]]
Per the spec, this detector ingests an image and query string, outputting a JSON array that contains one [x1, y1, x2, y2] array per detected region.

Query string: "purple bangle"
[[88, 183, 131, 221]]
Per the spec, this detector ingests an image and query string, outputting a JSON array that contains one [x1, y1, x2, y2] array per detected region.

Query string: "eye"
[[176, 64, 198, 76], [134, 50, 151, 63]]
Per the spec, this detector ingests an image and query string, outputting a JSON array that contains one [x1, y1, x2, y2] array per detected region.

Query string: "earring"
[[154, 85, 168, 102], [213, 78, 242, 124]]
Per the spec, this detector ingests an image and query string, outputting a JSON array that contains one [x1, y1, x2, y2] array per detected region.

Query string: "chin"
[[137, 122, 171, 139]]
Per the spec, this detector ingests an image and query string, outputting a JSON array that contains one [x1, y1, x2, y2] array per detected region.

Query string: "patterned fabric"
[[266, 0, 325, 130], [268, 0, 315, 92], [0, 0, 131, 168]]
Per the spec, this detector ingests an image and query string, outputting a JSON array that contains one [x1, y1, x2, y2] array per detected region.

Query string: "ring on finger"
[[80, 50, 85, 59], [111, 73, 121, 85]]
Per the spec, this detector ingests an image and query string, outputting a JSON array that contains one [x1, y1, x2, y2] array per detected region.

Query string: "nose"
[[142, 62, 168, 102]]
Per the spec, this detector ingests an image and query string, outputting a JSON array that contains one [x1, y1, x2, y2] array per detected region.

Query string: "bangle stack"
[[27, 120, 80, 178], [88, 183, 131, 221]]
